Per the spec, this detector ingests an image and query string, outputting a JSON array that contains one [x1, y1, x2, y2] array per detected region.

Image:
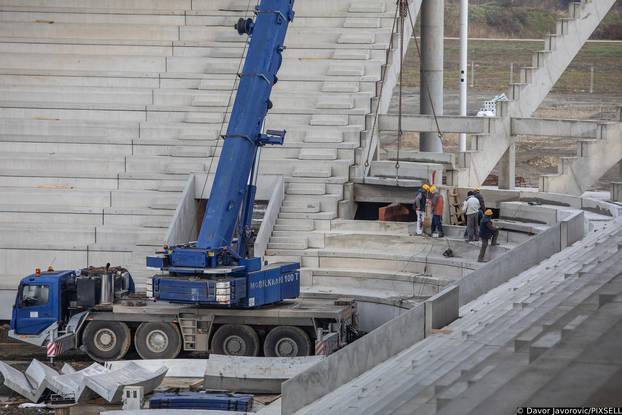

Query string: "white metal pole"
[[458, 0, 468, 152]]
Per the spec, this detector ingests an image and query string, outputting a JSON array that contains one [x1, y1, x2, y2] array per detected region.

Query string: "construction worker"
[[431, 186, 444, 237], [462, 191, 480, 242], [413, 184, 429, 235], [424, 184, 433, 235], [473, 187, 485, 223], [478, 209, 499, 262]]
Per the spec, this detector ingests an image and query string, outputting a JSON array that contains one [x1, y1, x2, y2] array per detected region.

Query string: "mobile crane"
[[8, 0, 357, 362]]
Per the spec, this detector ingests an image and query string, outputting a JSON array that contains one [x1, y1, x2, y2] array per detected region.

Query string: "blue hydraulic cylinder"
[[197, 0, 295, 251]]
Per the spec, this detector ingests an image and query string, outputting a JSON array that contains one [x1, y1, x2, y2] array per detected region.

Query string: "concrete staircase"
[[295, 215, 622, 414], [0, 0, 397, 314], [540, 121, 622, 195], [268, 216, 531, 314], [445, 0, 617, 187]]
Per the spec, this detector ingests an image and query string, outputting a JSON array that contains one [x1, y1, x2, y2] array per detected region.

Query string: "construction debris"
[[0, 359, 167, 403]]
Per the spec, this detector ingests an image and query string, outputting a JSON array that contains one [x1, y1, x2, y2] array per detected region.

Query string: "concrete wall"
[[281, 303, 426, 414], [165, 175, 198, 245], [254, 176, 284, 259], [356, 301, 410, 333], [459, 211, 584, 306], [424, 285, 459, 335]]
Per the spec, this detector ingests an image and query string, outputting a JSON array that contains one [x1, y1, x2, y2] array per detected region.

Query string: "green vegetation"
[[403, 39, 622, 95], [443, 3, 622, 40]]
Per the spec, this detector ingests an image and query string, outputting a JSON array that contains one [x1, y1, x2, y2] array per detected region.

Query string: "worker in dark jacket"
[[478, 209, 499, 262], [474, 186, 485, 223], [413, 185, 429, 235]]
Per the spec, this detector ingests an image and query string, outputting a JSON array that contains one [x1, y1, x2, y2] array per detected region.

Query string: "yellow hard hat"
[[422, 184, 430, 191], [484, 209, 493, 216], [474, 186, 481, 192], [429, 185, 437, 192]]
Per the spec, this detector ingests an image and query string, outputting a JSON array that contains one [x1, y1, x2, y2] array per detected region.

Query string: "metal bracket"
[[258, 129, 286, 146], [255, 8, 294, 23]]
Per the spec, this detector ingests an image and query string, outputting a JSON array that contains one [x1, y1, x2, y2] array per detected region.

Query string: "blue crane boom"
[[146, 0, 300, 307]]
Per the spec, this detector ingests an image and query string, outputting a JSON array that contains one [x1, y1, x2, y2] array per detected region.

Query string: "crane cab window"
[[20, 285, 49, 307]]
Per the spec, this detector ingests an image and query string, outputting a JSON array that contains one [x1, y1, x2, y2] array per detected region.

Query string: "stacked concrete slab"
[[0, 0, 398, 314], [0, 359, 166, 403], [293, 214, 622, 414]]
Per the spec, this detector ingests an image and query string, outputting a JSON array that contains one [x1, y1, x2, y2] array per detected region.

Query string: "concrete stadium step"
[[300, 286, 415, 304], [278, 211, 338, 221], [303, 131, 345, 144], [292, 166, 333, 179], [286, 182, 326, 195], [0, 11, 186, 26], [178, 26, 391, 47], [303, 268, 445, 298], [1, 52, 167, 72], [0, 0, 191, 12], [267, 236, 309, 251], [281, 202, 321, 214], [298, 148, 338, 160], [166, 58, 382, 81], [0, 186, 180, 209], [329, 219, 410, 234], [273, 218, 315, 232], [192, 0, 395, 17], [0, 22, 181, 41]]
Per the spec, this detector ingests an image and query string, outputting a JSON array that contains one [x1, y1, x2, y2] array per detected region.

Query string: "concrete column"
[[420, 0, 444, 153], [498, 143, 516, 190], [612, 182, 622, 202], [458, 0, 468, 153], [617, 105, 622, 122]]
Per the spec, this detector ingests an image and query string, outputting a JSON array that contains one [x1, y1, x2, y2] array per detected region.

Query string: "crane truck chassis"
[[9, 267, 358, 361]]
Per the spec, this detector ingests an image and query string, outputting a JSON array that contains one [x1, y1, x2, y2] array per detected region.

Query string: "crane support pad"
[[149, 391, 253, 411]]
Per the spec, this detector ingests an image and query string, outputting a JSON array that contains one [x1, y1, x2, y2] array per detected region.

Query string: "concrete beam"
[[379, 114, 491, 134], [511, 117, 606, 139]]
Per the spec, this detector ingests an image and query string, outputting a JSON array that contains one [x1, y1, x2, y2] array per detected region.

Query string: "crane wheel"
[[263, 326, 311, 357], [211, 324, 260, 356], [82, 321, 131, 362], [134, 322, 182, 360]]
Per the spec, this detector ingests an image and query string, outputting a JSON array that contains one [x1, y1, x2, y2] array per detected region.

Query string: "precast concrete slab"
[[83, 362, 167, 403], [0, 360, 48, 402], [0, 360, 167, 403], [204, 355, 324, 394], [105, 359, 207, 379], [45, 363, 108, 402]]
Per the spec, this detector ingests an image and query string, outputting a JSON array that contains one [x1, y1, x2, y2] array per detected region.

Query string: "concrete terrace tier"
[[290, 214, 622, 414], [0, 0, 401, 320]]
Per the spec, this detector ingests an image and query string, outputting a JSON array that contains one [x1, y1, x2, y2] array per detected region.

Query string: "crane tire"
[[211, 324, 260, 356], [82, 320, 131, 362], [263, 326, 311, 357], [134, 322, 182, 360]]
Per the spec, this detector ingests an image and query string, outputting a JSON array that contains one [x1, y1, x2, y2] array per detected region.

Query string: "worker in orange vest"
[[431, 186, 444, 237]]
